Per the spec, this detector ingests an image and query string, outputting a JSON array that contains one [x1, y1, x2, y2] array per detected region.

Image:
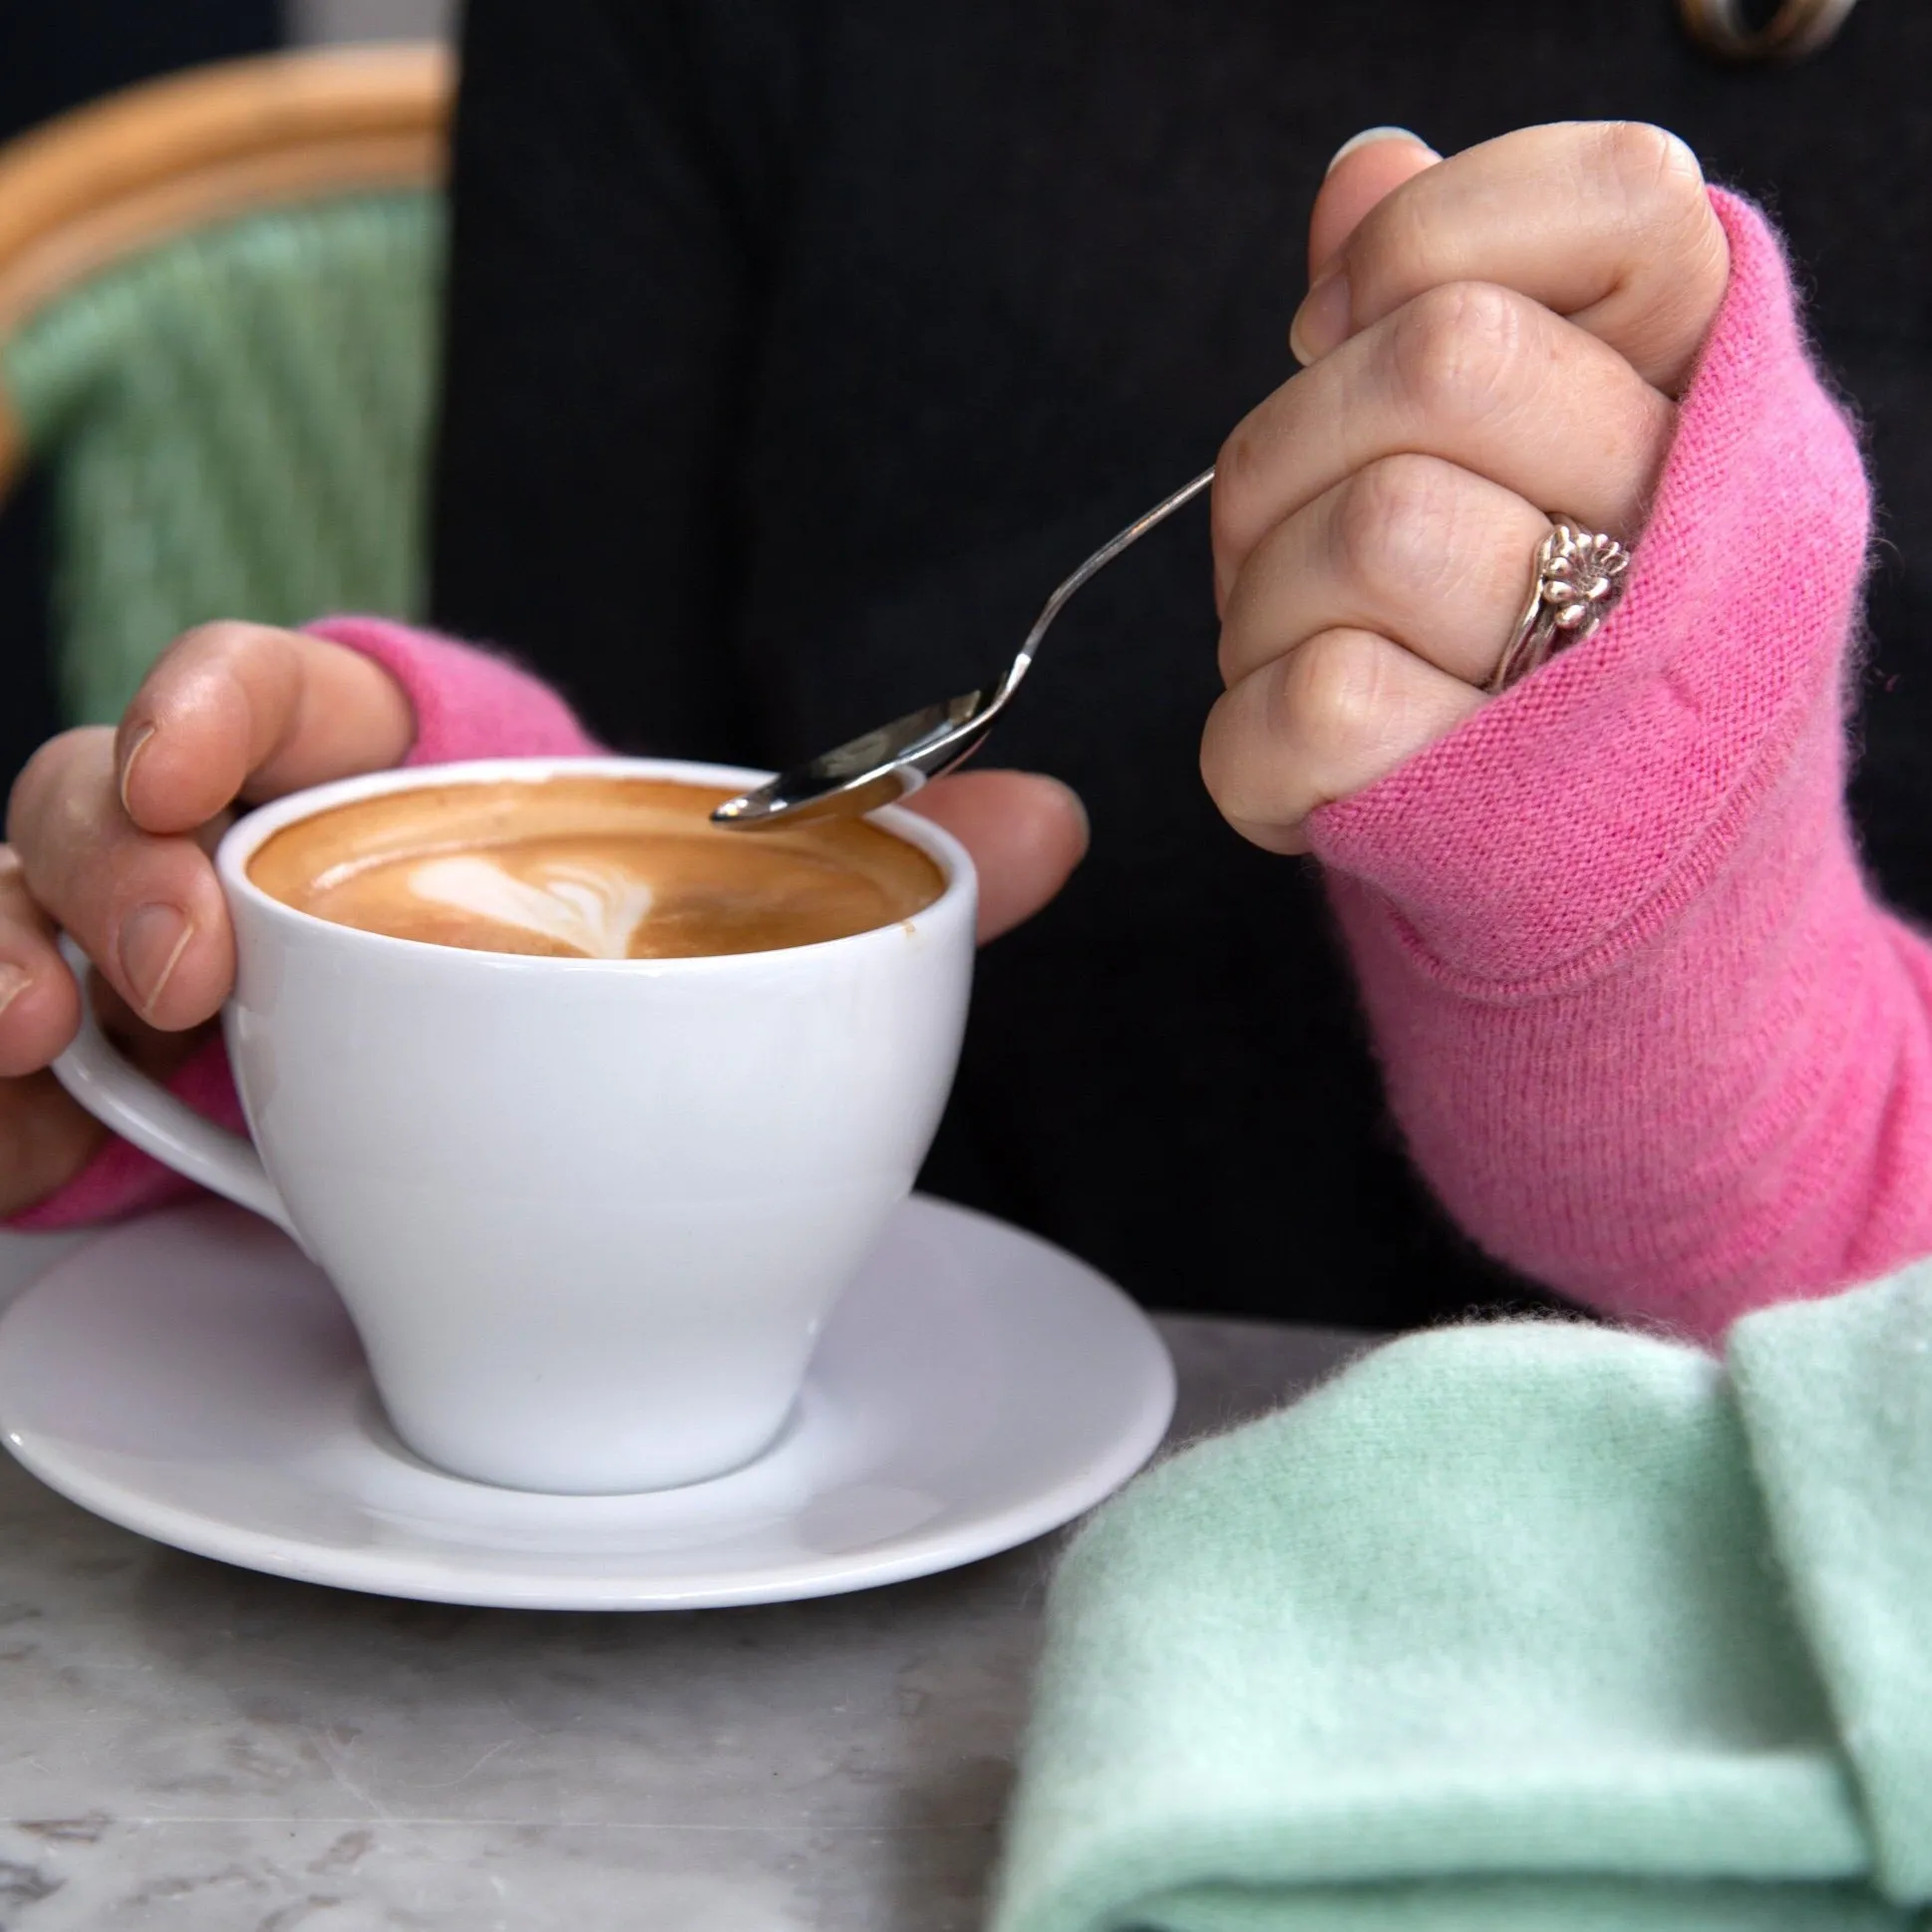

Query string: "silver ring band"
[[1487, 518, 1632, 696]]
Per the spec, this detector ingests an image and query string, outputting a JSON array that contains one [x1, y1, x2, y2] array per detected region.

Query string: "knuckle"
[[1281, 629, 1387, 769], [1211, 420, 1270, 563], [8, 728, 111, 847], [1388, 281, 1526, 425], [1200, 678, 1294, 829], [1331, 455, 1461, 597], [1203, 629, 1395, 836], [1589, 121, 1706, 226], [1196, 709, 1236, 809], [158, 620, 294, 714], [173, 617, 269, 664], [1197, 698, 1257, 823]]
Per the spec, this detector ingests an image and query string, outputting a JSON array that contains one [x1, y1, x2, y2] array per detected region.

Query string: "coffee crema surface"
[[248, 777, 946, 959]]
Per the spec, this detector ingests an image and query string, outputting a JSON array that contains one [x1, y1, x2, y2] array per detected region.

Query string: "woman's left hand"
[[1201, 121, 1732, 853]]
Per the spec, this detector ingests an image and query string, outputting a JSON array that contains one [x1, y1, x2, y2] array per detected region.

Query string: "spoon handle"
[[711, 465, 1218, 829], [998, 467, 1217, 705]]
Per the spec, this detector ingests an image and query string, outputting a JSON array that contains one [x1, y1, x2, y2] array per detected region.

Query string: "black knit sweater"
[[303, 3, 1932, 1323]]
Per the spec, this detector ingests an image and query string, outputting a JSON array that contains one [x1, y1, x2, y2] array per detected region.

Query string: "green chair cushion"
[[3, 190, 442, 726]]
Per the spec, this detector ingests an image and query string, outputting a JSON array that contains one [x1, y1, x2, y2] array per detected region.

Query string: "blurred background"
[[291, 0, 451, 37], [0, 0, 453, 794]]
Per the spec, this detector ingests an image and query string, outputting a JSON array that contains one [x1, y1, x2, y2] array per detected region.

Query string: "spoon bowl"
[[710, 690, 996, 827]]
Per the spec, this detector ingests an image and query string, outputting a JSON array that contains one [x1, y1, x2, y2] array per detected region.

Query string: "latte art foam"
[[409, 854, 658, 959], [248, 776, 946, 959]]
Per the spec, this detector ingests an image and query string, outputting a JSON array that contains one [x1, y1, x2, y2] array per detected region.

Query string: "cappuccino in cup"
[[247, 776, 945, 961], [54, 759, 976, 1494]]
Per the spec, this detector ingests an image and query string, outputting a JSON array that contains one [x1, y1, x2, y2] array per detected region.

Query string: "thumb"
[[902, 769, 1089, 944], [1307, 127, 1441, 280]]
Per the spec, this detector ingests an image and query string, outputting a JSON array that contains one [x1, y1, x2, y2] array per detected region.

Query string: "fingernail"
[[1325, 126, 1437, 174], [0, 962, 27, 1021], [118, 723, 156, 818], [119, 904, 194, 1019], [1290, 270, 1353, 366]]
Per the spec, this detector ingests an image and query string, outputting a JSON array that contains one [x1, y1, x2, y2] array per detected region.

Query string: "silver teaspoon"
[[711, 467, 1215, 828]]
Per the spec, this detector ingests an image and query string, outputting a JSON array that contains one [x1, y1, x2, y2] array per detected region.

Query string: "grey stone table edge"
[[0, 1227, 1370, 1932]]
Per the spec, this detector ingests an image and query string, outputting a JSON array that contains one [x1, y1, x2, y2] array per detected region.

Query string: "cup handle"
[[49, 937, 295, 1237]]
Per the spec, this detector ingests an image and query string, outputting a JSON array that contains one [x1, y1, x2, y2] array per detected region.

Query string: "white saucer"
[[0, 1197, 1173, 1610]]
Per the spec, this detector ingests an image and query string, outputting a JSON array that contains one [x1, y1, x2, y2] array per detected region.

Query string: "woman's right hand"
[[1201, 123, 1729, 853], [0, 623, 417, 1216]]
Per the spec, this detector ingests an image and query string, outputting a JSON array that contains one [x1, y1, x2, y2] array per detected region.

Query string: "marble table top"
[[0, 1227, 1364, 1931]]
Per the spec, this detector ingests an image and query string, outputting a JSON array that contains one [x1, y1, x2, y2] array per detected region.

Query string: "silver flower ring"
[[1487, 519, 1632, 695]]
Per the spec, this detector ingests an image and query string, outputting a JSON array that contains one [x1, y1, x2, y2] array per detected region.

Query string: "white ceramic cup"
[[52, 757, 977, 1494]]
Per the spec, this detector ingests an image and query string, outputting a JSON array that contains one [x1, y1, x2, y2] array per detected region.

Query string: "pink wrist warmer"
[[1312, 189, 1918, 1339], [11, 618, 602, 1230]]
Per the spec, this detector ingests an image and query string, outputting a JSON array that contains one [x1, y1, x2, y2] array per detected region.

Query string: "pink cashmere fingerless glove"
[[1313, 189, 1929, 1340]]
